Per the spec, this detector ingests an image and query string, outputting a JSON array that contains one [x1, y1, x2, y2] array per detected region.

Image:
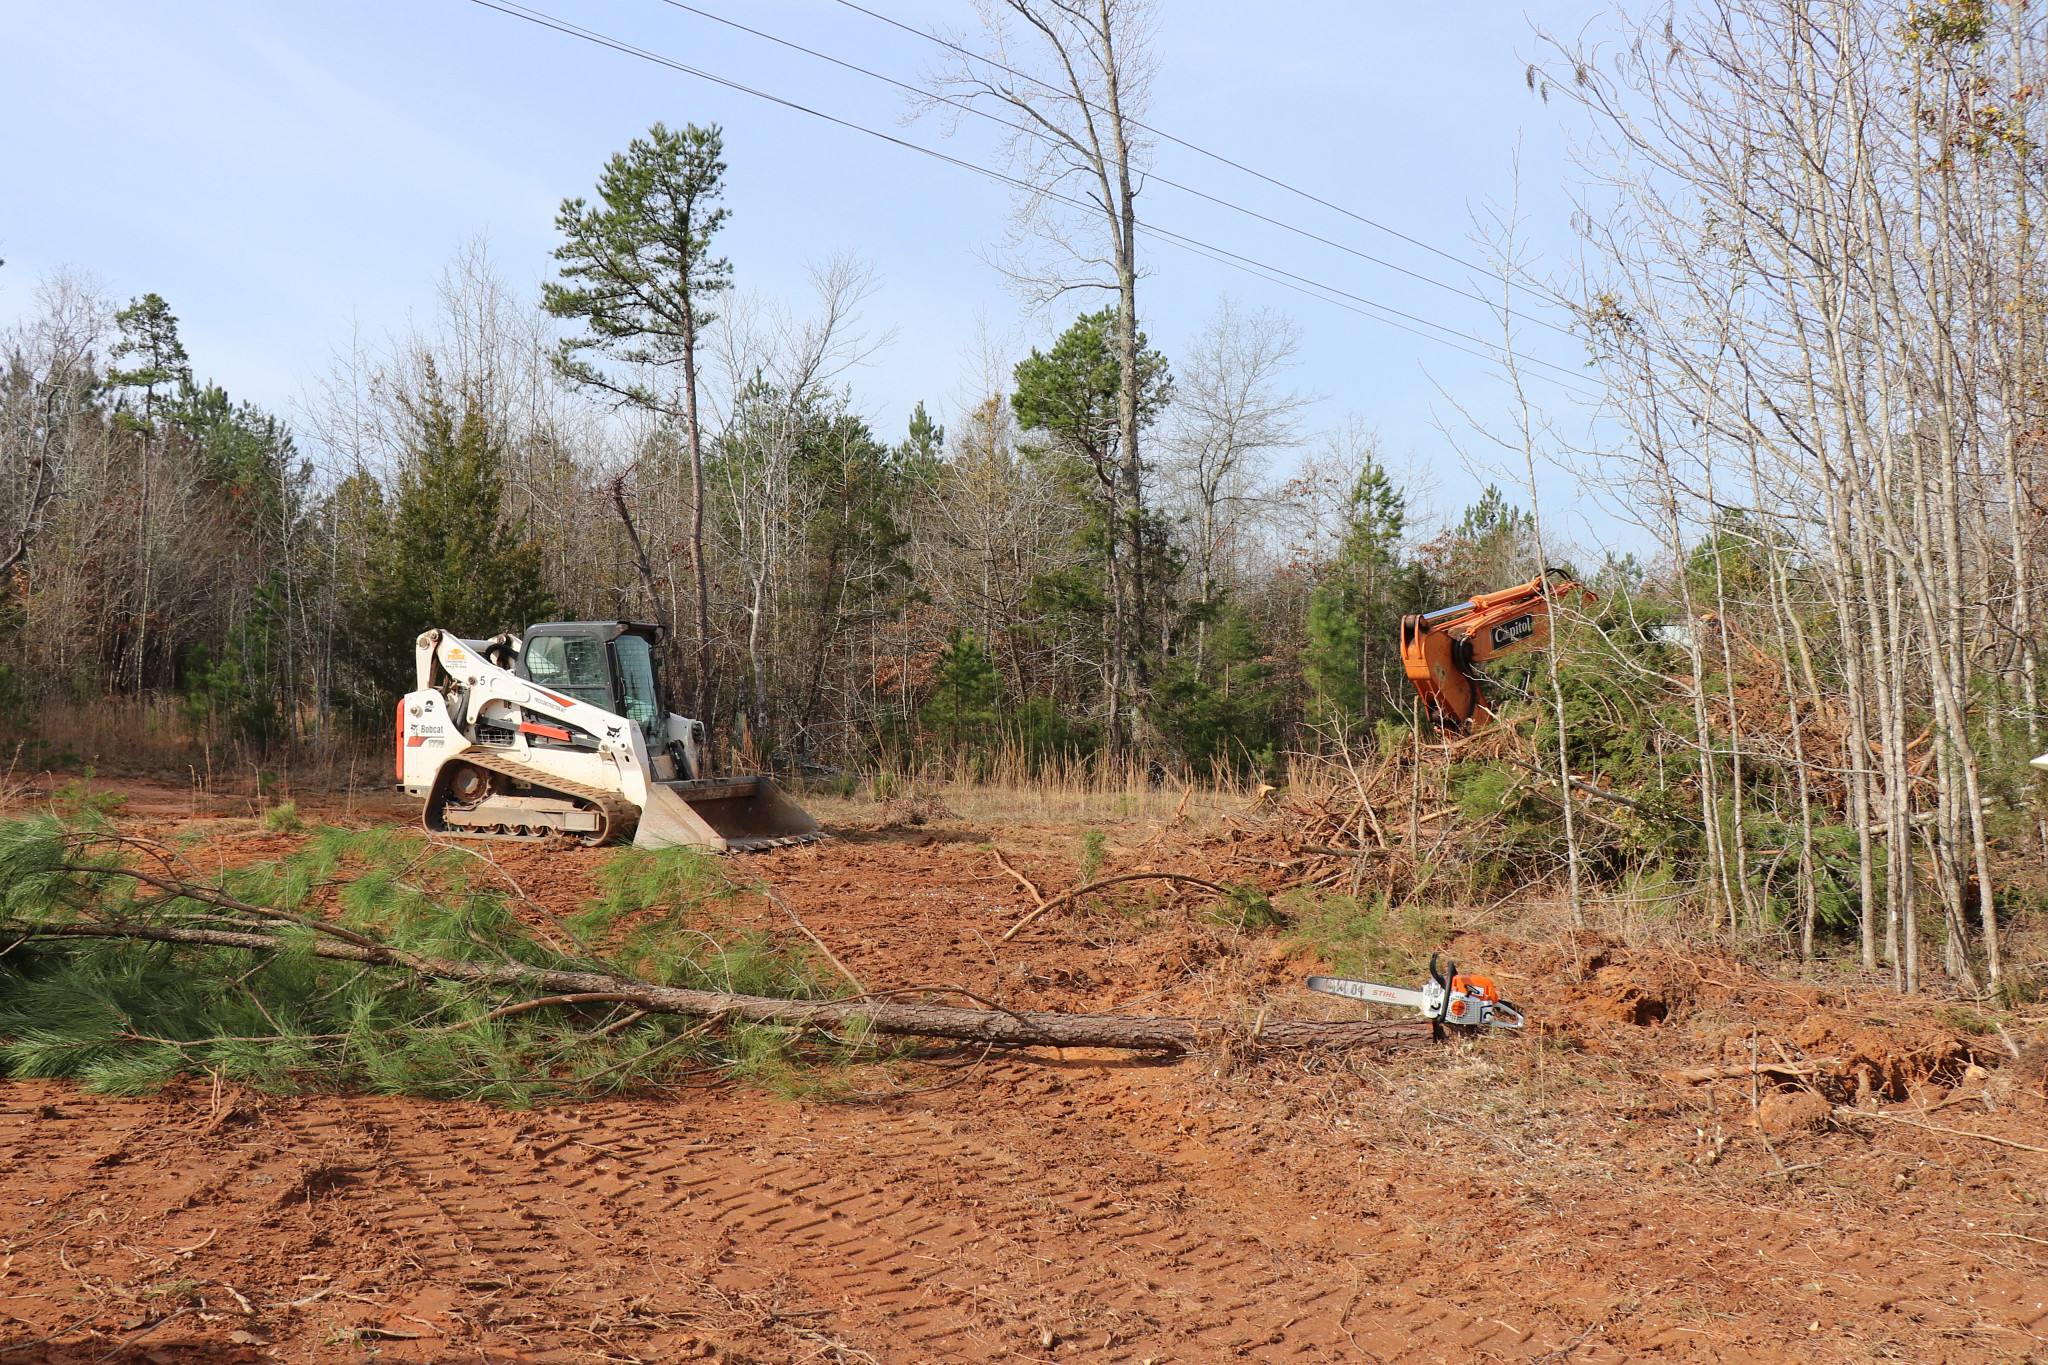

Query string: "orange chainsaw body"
[[1444, 973, 1500, 1026]]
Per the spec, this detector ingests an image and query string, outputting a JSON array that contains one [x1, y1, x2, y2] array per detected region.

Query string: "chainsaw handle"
[[1428, 954, 1456, 1022]]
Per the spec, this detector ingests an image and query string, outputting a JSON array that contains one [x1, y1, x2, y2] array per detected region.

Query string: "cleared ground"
[[1, 777, 2045, 1363]]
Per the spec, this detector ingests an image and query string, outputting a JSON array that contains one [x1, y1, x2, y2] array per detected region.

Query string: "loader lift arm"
[[1399, 570, 1593, 731]]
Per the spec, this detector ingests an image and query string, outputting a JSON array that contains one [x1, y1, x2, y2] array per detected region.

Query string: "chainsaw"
[[1306, 954, 1524, 1029]]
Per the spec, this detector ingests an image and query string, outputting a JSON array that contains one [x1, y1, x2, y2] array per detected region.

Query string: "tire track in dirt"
[[9, 1077, 2047, 1363], [379, 1089, 1542, 1363], [356, 1118, 570, 1286], [521, 1108, 1005, 1357], [338, 1100, 1692, 1362]]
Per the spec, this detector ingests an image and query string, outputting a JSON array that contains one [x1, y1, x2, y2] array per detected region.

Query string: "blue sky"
[[2, 0, 1612, 541]]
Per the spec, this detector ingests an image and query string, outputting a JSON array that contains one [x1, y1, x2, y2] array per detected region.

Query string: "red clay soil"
[[2, 779, 2046, 1363]]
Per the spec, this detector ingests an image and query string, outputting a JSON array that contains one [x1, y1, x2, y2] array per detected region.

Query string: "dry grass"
[[796, 744, 1284, 830], [24, 697, 386, 797], [34, 696, 194, 769], [797, 779, 1216, 830]]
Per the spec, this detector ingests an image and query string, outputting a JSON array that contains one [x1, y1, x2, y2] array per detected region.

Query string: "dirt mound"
[[878, 793, 959, 827], [1530, 934, 1755, 1030], [1987, 1037, 2048, 1111], [2012, 1038, 2048, 1094], [1781, 1016, 1996, 1103], [1757, 1089, 1832, 1135]]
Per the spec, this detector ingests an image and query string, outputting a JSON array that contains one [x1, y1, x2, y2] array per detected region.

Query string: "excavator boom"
[[1399, 571, 1592, 731]]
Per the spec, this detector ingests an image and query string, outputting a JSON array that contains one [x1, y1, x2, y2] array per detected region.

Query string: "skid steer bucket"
[[632, 776, 825, 852]]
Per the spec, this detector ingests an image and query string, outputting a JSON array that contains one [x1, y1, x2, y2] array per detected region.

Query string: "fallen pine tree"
[[0, 816, 1430, 1102], [31, 920, 1435, 1054]]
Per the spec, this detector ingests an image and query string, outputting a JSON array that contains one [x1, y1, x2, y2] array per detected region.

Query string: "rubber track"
[[431, 748, 639, 846]]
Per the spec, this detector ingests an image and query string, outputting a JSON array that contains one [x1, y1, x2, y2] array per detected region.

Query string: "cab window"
[[525, 634, 611, 710], [613, 634, 662, 731]]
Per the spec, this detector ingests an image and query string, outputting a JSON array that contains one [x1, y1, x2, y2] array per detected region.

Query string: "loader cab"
[[515, 622, 668, 734]]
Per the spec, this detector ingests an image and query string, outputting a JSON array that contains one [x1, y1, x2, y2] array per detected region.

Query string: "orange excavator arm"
[[1399, 570, 1594, 731]]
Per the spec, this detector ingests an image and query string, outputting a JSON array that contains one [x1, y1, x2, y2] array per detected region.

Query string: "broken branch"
[[999, 872, 1237, 941], [990, 848, 1047, 907], [1831, 1108, 2048, 1154]]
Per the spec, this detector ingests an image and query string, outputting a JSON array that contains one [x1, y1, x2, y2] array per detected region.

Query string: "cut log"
[[30, 923, 1435, 1055], [1668, 1059, 1840, 1084]]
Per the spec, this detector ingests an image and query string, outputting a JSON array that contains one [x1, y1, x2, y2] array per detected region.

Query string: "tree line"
[[0, 224, 1538, 779]]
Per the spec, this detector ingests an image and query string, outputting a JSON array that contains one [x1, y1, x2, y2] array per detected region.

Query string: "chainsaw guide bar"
[[1305, 976, 1427, 1009]]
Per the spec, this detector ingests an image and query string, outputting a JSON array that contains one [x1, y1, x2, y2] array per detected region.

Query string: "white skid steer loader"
[[397, 621, 823, 852]]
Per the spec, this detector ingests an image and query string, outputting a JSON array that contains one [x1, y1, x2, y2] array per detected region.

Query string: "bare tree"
[[916, 392, 1084, 697], [0, 272, 106, 581], [1161, 298, 1314, 662], [923, 0, 1161, 743], [1441, 166, 1587, 929], [1537, 0, 2046, 985], [705, 256, 888, 759]]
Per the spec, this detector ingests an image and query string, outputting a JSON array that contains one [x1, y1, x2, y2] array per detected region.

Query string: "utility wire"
[[655, 0, 1575, 339], [830, 0, 1553, 301], [1159, 236, 1544, 375], [466, 0, 1599, 395], [1142, 224, 1594, 393]]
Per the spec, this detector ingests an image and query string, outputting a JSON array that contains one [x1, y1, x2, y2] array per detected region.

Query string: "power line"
[[478, 0, 1595, 391], [1144, 224, 1594, 393], [830, 0, 1553, 302], [653, 0, 1574, 339], [465, 0, 1599, 396], [1159, 235, 1547, 376]]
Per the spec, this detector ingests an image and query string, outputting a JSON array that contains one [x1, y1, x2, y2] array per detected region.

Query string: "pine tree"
[[106, 293, 190, 428], [545, 121, 732, 716], [898, 401, 946, 489], [1011, 308, 1172, 755], [1436, 484, 1537, 599], [1302, 454, 1411, 732], [347, 369, 552, 705], [1332, 456, 1412, 720], [1148, 602, 1281, 777], [106, 294, 194, 693], [920, 629, 1001, 756], [172, 380, 302, 512], [1302, 585, 1365, 731]]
